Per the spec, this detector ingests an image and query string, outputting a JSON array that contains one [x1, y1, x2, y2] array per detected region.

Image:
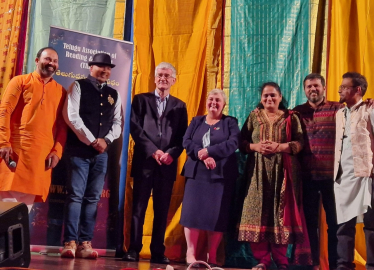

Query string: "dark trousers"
[[336, 201, 374, 269], [303, 179, 338, 269], [129, 172, 174, 257]]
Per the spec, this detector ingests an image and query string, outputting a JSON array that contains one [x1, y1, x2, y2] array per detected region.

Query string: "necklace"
[[206, 116, 221, 126], [265, 110, 282, 122]]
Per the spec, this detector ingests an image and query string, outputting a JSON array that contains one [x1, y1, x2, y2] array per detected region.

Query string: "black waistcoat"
[[67, 79, 118, 158]]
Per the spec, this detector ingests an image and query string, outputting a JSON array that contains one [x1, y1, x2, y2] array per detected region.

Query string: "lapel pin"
[[108, 95, 114, 105]]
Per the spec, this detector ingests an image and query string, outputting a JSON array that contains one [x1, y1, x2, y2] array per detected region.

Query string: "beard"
[[40, 64, 56, 77], [308, 94, 323, 104]]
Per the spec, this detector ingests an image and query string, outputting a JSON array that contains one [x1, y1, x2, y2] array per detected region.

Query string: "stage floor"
[[28, 253, 313, 270], [28, 253, 245, 270]]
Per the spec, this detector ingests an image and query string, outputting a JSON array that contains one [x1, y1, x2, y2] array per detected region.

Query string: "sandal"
[[252, 263, 266, 270], [186, 262, 201, 268]]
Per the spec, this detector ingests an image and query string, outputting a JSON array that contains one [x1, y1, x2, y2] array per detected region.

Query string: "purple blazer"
[[182, 115, 240, 180]]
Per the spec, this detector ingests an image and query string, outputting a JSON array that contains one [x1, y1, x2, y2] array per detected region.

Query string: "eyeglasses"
[[339, 85, 356, 91], [156, 73, 174, 79]]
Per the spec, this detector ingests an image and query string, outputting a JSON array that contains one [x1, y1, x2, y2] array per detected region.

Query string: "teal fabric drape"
[[26, 0, 116, 74], [227, 1, 310, 268], [229, 0, 310, 127]]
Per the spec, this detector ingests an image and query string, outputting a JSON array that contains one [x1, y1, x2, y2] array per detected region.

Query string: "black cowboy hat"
[[88, 53, 116, 68]]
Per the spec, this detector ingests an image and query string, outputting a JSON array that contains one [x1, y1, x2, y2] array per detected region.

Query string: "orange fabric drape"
[[0, 0, 25, 99], [325, 0, 373, 269], [123, 0, 223, 261]]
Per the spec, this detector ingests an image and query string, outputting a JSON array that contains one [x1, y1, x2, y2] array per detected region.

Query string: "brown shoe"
[[61, 240, 77, 258], [76, 241, 98, 259]]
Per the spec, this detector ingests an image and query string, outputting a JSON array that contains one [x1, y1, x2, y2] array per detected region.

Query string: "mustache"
[[44, 64, 56, 70]]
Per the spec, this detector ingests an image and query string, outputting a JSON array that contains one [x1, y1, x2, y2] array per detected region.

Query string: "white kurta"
[[334, 102, 373, 224]]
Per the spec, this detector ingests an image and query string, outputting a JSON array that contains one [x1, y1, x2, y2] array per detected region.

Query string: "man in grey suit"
[[122, 62, 188, 264]]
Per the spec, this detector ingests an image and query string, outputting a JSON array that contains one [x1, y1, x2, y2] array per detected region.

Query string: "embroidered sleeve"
[[289, 113, 304, 155]]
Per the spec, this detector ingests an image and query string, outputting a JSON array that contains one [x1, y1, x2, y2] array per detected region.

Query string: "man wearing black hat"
[[61, 53, 122, 259]]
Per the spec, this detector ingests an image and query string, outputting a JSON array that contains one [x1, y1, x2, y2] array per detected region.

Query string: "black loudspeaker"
[[0, 202, 30, 268]]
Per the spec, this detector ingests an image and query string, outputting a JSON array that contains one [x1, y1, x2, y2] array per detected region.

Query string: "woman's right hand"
[[249, 143, 262, 153], [197, 148, 209, 161], [204, 157, 216, 170], [250, 141, 280, 155], [261, 141, 280, 155]]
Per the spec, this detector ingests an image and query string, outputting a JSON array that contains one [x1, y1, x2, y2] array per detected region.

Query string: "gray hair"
[[207, 89, 227, 104], [155, 62, 177, 78]]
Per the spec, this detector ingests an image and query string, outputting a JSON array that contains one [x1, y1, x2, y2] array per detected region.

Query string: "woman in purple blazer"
[[180, 89, 240, 267]]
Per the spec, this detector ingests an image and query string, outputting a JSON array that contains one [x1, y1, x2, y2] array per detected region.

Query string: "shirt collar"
[[33, 70, 53, 84], [155, 90, 169, 101], [305, 97, 327, 108], [344, 99, 363, 113], [87, 75, 107, 89]]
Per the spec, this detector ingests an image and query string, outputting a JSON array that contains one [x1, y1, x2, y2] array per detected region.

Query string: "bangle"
[[205, 148, 209, 155], [275, 143, 280, 152]]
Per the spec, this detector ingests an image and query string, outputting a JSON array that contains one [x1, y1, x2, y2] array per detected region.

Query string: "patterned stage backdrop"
[[29, 26, 133, 250], [229, 0, 309, 127]]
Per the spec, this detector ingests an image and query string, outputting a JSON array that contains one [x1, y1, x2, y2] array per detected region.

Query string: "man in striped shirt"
[[293, 73, 343, 270]]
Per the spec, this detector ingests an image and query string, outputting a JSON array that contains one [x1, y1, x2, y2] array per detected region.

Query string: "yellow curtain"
[[124, 0, 223, 261], [0, 0, 25, 99], [223, 0, 231, 114], [309, 2, 328, 268], [326, 0, 373, 269], [310, 0, 329, 76], [309, 1, 331, 268], [113, 0, 126, 40], [327, 0, 374, 100]]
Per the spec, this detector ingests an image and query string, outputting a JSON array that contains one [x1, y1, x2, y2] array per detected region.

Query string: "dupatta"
[[282, 111, 313, 265]]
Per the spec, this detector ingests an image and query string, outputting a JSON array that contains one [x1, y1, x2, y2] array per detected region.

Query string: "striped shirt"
[[155, 90, 169, 118], [293, 99, 343, 181]]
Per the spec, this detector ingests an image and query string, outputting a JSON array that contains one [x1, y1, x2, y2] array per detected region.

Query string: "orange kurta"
[[0, 71, 67, 202]]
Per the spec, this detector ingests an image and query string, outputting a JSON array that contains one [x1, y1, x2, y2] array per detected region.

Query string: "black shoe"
[[122, 250, 139, 262], [150, 255, 170, 264]]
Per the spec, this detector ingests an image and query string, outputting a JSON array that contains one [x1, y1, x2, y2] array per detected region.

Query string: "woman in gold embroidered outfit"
[[238, 82, 310, 270]]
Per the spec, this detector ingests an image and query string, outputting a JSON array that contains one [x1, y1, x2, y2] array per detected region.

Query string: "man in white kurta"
[[334, 72, 374, 270]]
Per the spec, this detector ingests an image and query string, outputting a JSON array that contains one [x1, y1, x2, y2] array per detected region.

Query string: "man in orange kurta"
[[0, 47, 67, 211]]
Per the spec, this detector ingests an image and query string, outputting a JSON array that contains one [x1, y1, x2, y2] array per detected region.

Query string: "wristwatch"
[[104, 138, 112, 145]]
